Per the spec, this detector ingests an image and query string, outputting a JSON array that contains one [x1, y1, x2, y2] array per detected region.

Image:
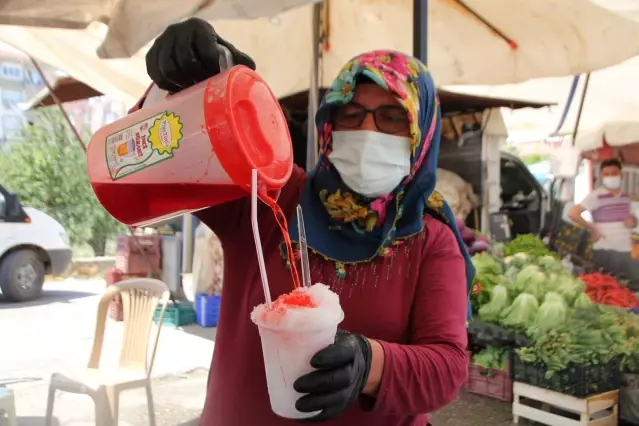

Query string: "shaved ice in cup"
[[251, 283, 344, 419]]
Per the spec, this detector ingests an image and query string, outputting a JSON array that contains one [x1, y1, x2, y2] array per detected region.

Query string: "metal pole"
[[571, 73, 591, 146], [553, 75, 580, 134], [30, 57, 86, 153], [306, 2, 322, 171], [182, 214, 194, 274], [413, 0, 428, 63]]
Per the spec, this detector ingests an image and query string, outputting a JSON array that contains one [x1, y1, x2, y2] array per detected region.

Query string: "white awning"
[[3, 0, 639, 105]]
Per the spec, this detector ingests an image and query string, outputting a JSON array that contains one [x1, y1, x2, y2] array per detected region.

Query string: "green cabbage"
[[531, 292, 569, 333], [537, 255, 564, 274], [504, 252, 530, 268], [573, 292, 593, 309], [511, 265, 546, 300], [478, 285, 510, 323], [504, 265, 520, 281], [472, 252, 503, 277], [500, 292, 540, 331], [555, 275, 585, 305]]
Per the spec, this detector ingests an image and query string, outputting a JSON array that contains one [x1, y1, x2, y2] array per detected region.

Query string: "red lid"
[[204, 66, 293, 192]]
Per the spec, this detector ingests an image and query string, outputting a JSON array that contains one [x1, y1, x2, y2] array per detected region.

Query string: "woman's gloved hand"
[[294, 330, 373, 423], [146, 17, 256, 93]]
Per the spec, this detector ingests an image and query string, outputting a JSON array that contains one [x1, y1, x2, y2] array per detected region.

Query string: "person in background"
[[137, 18, 473, 426], [568, 158, 638, 286]]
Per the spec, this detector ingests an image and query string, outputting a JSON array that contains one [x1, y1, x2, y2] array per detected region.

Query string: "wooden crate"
[[513, 382, 619, 426]]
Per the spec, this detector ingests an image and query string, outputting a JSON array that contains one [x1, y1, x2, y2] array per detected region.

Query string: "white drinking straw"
[[296, 205, 312, 288], [251, 169, 272, 308]]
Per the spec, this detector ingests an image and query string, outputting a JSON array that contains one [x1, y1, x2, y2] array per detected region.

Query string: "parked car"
[[0, 185, 72, 302]]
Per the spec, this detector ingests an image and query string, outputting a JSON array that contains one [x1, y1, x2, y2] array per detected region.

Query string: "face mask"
[[328, 130, 411, 198], [603, 176, 621, 190]]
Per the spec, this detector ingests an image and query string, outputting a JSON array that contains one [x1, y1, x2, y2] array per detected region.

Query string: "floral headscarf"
[[286, 50, 474, 308]]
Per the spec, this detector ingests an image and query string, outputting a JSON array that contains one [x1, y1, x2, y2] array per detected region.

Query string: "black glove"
[[293, 330, 373, 423], [146, 17, 256, 93]]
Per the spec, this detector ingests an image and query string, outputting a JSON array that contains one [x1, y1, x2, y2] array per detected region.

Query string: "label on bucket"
[[106, 111, 184, 180]]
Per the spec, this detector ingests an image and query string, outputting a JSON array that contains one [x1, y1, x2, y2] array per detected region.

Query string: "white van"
[[0, 185, 72, 302]]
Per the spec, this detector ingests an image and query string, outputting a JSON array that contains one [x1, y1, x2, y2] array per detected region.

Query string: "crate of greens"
[[466, 346, 513, 402], [511, 304, 628, 398]]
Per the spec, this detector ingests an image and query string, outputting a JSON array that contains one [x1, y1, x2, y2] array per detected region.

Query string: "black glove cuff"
[[354, 334, 374, 394]]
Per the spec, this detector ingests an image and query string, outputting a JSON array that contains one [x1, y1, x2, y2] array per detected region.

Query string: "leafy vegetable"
[[554, 274, 584, 305], [504, 234, 556, 258], [530, 292, 569, 334], [504, 252, 530, 268], [472, 252, 503, 277], [511, 265, 546, 300], [573, 292, 593, 309], [478, 285, 510, 323], [520, 305, 635, 377], [517, 330, 575, 378], [500, 292, 539, 332], [472, 346, 509, 371], [537, 255, 564, 274]]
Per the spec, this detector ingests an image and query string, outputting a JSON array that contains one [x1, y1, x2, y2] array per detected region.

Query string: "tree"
[[0, 109, 123, 256]]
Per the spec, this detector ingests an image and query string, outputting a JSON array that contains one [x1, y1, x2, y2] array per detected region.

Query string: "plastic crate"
[[466, 353, 513, 402], [115, 235, 162, 275], [154, 302, 196, 327], [196, 294, 221, 327], [510, 350, 621, 398], [468, 319, 529, 349]]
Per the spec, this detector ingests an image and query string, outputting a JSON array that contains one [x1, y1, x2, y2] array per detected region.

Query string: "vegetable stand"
[[468, 234, 639, 424]]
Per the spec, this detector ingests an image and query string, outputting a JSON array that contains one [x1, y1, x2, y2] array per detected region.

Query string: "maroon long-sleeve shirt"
[[193, 166, 468, 426]]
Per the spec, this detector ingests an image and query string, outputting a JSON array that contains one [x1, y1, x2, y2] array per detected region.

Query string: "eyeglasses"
[[332, 102, 410, 135]]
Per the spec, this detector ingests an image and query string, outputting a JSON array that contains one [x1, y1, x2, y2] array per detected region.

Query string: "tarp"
[[0, 0, 321, 58], [439, 0, 639, 151], [3, 0, 639, 105], [445, 54, 639, 151]]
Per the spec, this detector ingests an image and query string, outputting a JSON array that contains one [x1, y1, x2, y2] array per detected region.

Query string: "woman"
[[142, 18, 473, 426]]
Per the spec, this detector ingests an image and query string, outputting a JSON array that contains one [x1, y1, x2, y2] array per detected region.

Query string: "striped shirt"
[[581, 188, 631, 223], [580, 187, 632, 251]]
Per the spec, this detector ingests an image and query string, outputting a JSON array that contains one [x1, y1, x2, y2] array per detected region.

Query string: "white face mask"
[[603, 176, 621, 190], [328, 130, 411, 198]]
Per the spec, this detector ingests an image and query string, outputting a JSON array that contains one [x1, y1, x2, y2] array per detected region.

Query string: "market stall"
[[467, 234, 639, 425]]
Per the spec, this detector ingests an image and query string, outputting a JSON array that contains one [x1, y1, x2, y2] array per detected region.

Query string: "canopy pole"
[[30, 57, 86, 153], [571, 73, 591, 146], [413, 0, 428, 63], [553, 75, 580, 134], [306, 2, 322, 171]]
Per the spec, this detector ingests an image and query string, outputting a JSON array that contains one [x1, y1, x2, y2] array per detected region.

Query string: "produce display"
[[503, 233, 556, 258], [580, 272, 639, 309], [472, 346, 509, 371], [456, 218, 490, 255], [470, 234, 639, 384]]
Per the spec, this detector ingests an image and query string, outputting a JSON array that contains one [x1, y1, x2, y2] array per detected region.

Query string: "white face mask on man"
[[603, 176, 621, 190], [328, 130, 412, 198]]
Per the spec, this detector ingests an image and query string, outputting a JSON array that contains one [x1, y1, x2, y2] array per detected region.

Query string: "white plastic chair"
[[0, 387, 17, 426], [45, 278, 170, 426]]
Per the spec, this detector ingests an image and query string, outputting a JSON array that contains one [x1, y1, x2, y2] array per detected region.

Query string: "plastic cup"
[[254, 313, 344, 419]]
